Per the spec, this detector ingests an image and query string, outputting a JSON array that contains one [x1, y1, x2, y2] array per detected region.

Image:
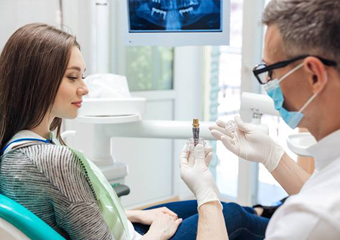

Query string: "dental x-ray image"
[[128, 0, 222, 32]]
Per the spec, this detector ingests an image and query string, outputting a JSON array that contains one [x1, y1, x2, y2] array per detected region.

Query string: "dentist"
[[180, 0, 340, 239]]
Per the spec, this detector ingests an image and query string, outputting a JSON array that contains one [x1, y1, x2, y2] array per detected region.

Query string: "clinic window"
[[124, 46, 174, 91], [214, 0, 243, 200]]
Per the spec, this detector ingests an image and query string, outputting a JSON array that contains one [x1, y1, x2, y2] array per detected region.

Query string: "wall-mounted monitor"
[[121, 0, 230, 46]]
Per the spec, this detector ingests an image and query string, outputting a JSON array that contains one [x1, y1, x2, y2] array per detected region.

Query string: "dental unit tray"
[[79, 98, 146, 116], [77, 114, 141, 124], [77, 98, 146, 124], [286, 132, 317, 157]]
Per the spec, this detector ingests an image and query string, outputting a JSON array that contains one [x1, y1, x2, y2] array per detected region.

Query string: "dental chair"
[[0, 184, 130, 240]]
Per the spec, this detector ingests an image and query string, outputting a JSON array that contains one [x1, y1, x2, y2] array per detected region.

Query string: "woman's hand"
[[127, 207, 178, 225], [143, 212, 182, 240]]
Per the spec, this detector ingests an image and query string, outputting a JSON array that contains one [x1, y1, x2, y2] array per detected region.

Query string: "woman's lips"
[[72, 101, 82, 108]]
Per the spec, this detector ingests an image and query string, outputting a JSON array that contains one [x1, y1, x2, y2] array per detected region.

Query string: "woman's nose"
[[78, 83, 89, 96]]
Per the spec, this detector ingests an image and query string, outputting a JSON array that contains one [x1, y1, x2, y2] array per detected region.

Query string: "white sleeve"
[[265, 208, 320, 240], [265, 203, 340, 240]]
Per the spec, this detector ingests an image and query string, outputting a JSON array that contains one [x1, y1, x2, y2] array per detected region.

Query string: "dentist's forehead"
[[264, 24, 287, 64]]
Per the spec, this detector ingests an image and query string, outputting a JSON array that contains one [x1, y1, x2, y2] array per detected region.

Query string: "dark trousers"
[[133, 200, 269, 240]]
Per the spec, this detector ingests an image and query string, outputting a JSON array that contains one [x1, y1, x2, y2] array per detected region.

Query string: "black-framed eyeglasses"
[[253, 55, 337, 85]]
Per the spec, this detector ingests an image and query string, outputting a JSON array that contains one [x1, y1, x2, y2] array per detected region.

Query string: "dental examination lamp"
[[241, 92, 279, 134], [241, 92, 316, 157]]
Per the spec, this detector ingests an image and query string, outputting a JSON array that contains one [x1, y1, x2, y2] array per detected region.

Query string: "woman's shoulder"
[[9, 143, 96, 201], [1, 143, 97, 205], [3, 142, 71, 155], [2, 143, 82, 176], [18, 143, 75, 162]]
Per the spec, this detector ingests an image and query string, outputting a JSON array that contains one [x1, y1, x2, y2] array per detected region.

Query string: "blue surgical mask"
[[264, 63, 318, 129]]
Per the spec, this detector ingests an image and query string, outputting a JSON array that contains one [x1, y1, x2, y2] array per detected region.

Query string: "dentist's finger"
[[205, 152, 214, 167], [220, 136, 237, 154], [204, 145, 213, 157], [194, 144, 205, 165], [210, 125, 234, 138], [188, 151, 195, 167], [180, 144, 189, 156], [210, 129, 226, 140], [179, 144, 189, 166], [234, 116, 251, 133], [216, 119, 227, 128]]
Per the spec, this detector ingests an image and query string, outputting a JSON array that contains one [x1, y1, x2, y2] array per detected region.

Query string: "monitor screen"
[[128, 0, 222, 33], [121, 0, 229, 46]]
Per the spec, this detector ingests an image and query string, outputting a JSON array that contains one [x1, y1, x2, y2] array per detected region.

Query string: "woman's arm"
[[60, 202, 114, 240], [127, 208, 182, 240], [126, 210, 143, 223], [30, 145, 114, 240], [50, 148, 114, 239], [140, 212, 182, 240], [126, 208, 178, 224]]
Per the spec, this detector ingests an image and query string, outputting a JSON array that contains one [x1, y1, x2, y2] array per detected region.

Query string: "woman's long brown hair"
[[0, 23, 80, 150]]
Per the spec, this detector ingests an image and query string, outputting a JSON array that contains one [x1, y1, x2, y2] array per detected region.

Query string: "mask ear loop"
[[299, 69, 328, 114], [278, 62, 305, 83], [298, 93, 318, 114]]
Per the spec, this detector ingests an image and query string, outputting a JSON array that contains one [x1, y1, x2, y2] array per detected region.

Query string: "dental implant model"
[[187, 119, 205, 152], [192, 119, 200, 146], [226, 120, 237, 137]]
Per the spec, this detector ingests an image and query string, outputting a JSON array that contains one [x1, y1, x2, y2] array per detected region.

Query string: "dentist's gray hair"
[[263, 0, 340, 72]]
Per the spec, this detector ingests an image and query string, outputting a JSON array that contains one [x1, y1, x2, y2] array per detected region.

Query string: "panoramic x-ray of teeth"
[[129, 0, 221, 31]]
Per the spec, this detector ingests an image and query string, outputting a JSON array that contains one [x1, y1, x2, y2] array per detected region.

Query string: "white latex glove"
[[179, 144, 221, 209], [209, 116, 284, 172]]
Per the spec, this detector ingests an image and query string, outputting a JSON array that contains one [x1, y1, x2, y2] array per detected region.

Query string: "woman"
[[0, 23, 269, 240]]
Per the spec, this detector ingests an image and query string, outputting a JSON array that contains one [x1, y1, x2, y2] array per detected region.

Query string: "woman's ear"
[[304, 56, 328, 94]]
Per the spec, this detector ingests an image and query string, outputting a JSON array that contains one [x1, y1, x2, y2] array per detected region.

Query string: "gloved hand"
[[179, 144, 221, 208], [209, 115, 284, 172]]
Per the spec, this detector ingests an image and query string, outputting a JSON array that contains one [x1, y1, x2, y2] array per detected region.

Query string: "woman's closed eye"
[[67, 76, 77, 82], [67, 76, 85, 81]]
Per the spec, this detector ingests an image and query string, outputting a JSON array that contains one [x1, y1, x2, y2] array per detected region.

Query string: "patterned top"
[[0, 143, 114, 240]]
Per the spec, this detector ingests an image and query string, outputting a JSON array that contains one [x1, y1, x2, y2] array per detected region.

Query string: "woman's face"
[[51, 46, 88, 119]]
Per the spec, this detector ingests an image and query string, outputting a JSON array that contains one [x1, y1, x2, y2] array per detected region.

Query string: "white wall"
[[0, 0, 59, 50], [62, 0, 96, 75], [0, 0, 95, 75]]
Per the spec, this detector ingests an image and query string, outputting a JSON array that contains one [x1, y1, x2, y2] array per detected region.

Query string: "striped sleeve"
[[0, 144, 114, 240]]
